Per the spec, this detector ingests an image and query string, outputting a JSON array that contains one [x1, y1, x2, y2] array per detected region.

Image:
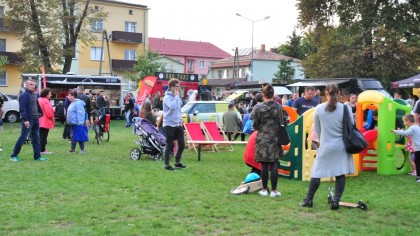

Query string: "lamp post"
[[236, 13, 270, 82]]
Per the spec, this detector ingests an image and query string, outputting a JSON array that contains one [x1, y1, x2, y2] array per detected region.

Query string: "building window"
[[199, 61, 205, 69], [187, 60, 193, 71], [124, 50, 136, 60], [94, 6, 99, 11], [90, 47, 103, 61], [0, 6, 5, 17], [125, 22, 137, 33], [0, 39, 5, 51], [0, 71, 6, 86], [90, 19, 104, 32], [129, 10, 133, 15], [218, 70, 223, 79]]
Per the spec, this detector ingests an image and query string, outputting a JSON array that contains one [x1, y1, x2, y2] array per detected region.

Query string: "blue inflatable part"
[[244, 173, 260, 183]]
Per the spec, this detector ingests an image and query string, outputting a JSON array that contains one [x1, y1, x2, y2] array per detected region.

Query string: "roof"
[[211, 48, 300, 68], [95, 0, 147, 8], [149, 37, 231, 59], [200, 78, 259, 86], [287, 79, 350, 87]]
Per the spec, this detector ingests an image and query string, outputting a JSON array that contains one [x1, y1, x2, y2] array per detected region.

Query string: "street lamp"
[[236, 13, 270, 82]]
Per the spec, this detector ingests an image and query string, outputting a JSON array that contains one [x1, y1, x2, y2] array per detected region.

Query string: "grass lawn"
[[0, 120, 419, 235]]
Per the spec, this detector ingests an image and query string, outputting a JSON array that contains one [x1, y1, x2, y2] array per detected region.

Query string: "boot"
[[330, 200, 339, 210], [298, 198, 313, 208]]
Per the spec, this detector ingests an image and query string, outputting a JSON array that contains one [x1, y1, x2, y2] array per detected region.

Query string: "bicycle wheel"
[[94, 123, 101, 145], [99, 130, 110, 142]]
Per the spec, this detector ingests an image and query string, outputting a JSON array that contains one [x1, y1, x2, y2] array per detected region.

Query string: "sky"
[[115, 0, 300, 54]]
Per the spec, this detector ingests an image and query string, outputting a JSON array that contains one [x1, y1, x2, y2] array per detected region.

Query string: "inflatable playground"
[[243, 90, 413, 181]]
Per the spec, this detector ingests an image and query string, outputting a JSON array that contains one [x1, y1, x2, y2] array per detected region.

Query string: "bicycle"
[[90, 110, 110, 145]]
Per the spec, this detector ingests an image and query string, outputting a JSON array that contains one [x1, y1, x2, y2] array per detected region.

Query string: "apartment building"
[[0, 0, 149, 93]]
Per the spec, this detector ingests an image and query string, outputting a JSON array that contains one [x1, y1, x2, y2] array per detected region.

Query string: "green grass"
[[0, 120, 419, 235]]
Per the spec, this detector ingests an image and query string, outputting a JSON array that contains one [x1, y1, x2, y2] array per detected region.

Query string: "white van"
[[0, 91, 20, 123]]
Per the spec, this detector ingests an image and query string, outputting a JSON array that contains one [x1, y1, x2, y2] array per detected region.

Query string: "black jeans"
[[163, 126, 185, 166], [227, 132, 245, 141], [415, 151, 420, 178], [261, 161, 278, 190], [40, 127, 50, 152]]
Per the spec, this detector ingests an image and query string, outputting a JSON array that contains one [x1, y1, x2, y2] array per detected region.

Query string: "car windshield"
[[181, 102, 194, 113]]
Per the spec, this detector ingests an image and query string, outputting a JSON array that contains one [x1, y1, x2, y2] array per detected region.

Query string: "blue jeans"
[[11, 118, 41, 159], [125, 110, 131, 127]]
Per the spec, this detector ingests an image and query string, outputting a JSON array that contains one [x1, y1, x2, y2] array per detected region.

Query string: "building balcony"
[[112, 59, 137, 71], [0, 18, 9, 31], [111, 31, 142, 43], [0, 51, 23, 64]]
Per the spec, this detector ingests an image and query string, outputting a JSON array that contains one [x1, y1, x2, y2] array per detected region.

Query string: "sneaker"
[[410, 171, 417, 176], [298, 199, 313, 208], [174, 163, 187, 169], [35, 156, 48, 161], [68, 149, 76, 153], [330, 200, 340, 210], [41, 150, 53, 155], [10, 156, 21, 162], [0, 147, 3, 152], [164, 165, 176, 171], [258, 190, 269, 196], [79, 150, 85, 154], [270, 191, 281, 197], [416, 177, 420, 183]]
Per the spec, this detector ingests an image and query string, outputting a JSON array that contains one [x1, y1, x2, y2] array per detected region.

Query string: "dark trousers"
[[40, 127, 50, 152], [11, 118, 41, 159], [306, 175, 346, 202], [415, 151, 420, 178], [261, 161, 278, 190], [163, 126, 185, 166], [227, 132, 245, 141]]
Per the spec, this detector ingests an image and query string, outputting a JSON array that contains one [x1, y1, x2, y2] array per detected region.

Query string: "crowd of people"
[[4, 79, 420, 209]]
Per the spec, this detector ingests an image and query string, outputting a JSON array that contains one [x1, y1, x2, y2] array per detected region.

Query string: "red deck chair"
[[184, 122, 215, 153], [201, 121, 234, 151]]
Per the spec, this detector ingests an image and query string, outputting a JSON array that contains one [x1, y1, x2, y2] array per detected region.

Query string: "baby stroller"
[[130, 117, 166, 161]]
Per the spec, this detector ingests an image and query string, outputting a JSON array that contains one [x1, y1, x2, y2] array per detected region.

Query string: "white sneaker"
[[270, 191, 281, 197], [416, 177, 420, 183], [0, 147, 3, 152], [258, 190, 268, 196]]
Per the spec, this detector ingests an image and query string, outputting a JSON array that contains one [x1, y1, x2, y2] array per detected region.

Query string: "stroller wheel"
[[130, 148, 142, 160]]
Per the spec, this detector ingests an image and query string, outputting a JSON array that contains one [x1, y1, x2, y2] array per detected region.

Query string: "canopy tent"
[[391, 74, 420, 89], [273, 86, 292, 95]]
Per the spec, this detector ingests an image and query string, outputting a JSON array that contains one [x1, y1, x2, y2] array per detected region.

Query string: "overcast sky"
[[115, 0, 300, 54]]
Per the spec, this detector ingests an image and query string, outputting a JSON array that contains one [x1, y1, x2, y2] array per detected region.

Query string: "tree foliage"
[[273, 59, 295, 84], [296, 0, 420, 85], [0, 56, 7, 68], [129, 51, 166, 86], [3, 0, 107, 74], [277, 30, 307, 60]]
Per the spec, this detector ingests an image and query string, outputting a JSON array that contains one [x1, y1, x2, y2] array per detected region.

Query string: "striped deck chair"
[[184, 122, 215, 153], [201, 121, 234, 151]]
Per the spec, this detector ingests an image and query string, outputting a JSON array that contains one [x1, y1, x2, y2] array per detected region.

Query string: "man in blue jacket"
[[10, 79, 47, 162]]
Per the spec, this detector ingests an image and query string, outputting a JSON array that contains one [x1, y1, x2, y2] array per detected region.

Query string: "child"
[[391, 114, 420, 182], [406, 137, 417, 176]]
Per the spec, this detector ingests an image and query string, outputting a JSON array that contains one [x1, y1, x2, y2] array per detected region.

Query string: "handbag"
[[242, 119, 253, 134], [277, 104, 290, 145], [342, 105, 367, 154], [73, 125, 89, 142]]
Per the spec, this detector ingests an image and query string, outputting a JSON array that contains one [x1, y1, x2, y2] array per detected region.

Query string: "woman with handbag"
[[66, 91, 87, 154], [299, 82, 355, 210], [253, 84, 285, 197]]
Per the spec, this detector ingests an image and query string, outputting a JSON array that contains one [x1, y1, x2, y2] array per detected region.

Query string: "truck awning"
[[287, 79, 349, 87], [46, 81, 127, 86]]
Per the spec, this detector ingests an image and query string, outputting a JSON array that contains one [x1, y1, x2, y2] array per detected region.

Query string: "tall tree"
[[129, 51, 166, 86], [277, 30, 306, 60], [3, 0, 107, 73], [297, 0, 420, 84]]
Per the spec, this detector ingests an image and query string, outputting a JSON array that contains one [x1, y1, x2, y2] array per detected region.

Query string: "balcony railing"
[[111, 31, 142, 43], [0, 18, 8, 31], [112, 59, 137, 71], [0, 51, 23, 64]]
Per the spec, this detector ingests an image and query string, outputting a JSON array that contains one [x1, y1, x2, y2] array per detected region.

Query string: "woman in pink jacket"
[[38, 88, 55, 154]]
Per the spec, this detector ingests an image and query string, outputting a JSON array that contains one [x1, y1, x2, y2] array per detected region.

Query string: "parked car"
[[0, 91, 20, 123], [181, 101, 242, 126], [6, 94, 18, 100]]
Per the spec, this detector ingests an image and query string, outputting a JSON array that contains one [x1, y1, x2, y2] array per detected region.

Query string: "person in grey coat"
[[222, 104, 242, 141], [253, 84, 284, 197], [299, 82, 355, 210]]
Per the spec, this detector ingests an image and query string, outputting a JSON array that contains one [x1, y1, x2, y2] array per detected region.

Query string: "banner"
[[136, 76, 157, 105]]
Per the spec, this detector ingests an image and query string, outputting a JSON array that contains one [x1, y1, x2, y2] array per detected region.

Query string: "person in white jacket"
[[391, 114, 420, 183]]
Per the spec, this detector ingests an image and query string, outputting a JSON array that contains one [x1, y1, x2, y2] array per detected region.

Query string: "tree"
[[273, 59, 295, 84], [0, 56, 7, 68], [3, 0, 107, 74], [129, 51, 167, 86], [277, 30, 306, 60], [297, 0, 420, 83]]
